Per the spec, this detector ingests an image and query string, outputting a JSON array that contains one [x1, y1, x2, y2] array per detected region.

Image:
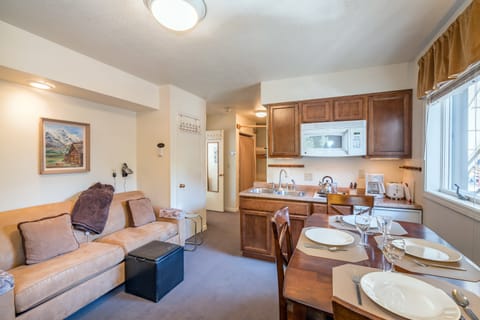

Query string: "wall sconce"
[[121, 163, 133, 177], [157, 143, 165, 157]]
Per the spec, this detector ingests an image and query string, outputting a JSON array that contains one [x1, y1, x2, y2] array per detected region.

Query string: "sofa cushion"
[[128, 197, 156, 227], [18, 213, 79, 265], [97, 221, 177, 253], [9, 242, 124, 313]]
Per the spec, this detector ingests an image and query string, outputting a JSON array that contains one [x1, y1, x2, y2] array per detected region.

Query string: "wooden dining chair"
[[271, 207, 330, 320], [326, 194, 374, 216], [271, 206, 293, 320]]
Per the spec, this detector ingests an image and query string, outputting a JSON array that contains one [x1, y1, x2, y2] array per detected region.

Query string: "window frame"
[[424, 64, 480, 220]]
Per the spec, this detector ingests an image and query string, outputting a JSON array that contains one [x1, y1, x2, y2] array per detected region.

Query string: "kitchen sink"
[[249, 188, 305, 197], [249, 187, 275, 194]]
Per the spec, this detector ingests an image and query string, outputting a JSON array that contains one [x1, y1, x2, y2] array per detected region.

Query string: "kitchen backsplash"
[[266, 157, 404, 188]]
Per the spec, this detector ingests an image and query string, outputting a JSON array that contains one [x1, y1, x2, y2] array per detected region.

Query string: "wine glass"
[[382, 238, 405, 272], [354, 213, 371, 246], [376, 215, 393, 246]]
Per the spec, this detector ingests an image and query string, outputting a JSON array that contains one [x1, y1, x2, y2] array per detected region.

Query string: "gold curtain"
[[417, 0, 480, 98]]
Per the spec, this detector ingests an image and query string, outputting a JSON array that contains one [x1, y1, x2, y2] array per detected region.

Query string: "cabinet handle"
[[179, 184, 186, 188]]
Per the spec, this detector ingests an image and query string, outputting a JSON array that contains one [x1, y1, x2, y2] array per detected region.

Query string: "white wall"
[[0, 80, 137, 211], [261, 63, 411, 104], [261, 62, 412, 189], [136, 86, 171, 207], [0, 20, 159, 110]]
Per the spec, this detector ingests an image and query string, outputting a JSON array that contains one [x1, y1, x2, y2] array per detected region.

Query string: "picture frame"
[[39, 118, 90, 174]]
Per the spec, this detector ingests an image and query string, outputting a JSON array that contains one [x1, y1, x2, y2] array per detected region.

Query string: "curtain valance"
[[417, 0, 480, 98]]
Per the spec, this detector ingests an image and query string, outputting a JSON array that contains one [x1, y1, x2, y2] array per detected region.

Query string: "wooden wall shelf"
[[268, 164, 305, 168]]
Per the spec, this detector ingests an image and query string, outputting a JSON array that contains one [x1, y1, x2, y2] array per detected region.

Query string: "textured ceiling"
[[0, 0, 466, 117]]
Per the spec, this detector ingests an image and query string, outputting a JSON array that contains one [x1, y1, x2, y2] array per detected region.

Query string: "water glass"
[[376, 215, 393, 245], [381, 238, 405, 272], [354, 213, 371, 246]]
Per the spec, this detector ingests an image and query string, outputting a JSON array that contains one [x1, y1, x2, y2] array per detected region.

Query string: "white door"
[[206, 130, 224, 212]]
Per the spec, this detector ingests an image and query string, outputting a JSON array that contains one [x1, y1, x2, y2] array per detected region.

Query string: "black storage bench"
[[125, 241, 184, 302]]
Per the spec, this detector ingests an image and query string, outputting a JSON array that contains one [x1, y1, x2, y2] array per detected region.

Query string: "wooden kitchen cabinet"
[[367, 89, 412, 158], [300, 96, 366, 123], [332, 96, 366, 121], [240, 196, 310, 261], [267, 103, 300, 157], [300, 99, 332, 122], [240, 209, 273, 261]]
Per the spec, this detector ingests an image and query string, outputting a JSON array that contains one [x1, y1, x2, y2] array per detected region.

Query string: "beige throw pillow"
[[128, 198, 156, 227], [18, 213, 79, 265]]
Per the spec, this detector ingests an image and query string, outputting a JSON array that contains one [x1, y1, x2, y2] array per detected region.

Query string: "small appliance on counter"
[[386, 182, 405, 200], [365, 173, 385, 198]]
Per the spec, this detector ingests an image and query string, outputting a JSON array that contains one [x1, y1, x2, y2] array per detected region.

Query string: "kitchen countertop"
[[239, 186, 422, 210]]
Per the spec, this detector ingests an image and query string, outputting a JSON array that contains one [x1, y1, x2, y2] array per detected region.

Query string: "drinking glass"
[[376, 215, 393, 246], [354, 213, 371, 246], [381, 238, 405, 272]]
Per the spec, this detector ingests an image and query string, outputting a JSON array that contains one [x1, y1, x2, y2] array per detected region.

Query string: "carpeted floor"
[[67, 211, 279, 320]]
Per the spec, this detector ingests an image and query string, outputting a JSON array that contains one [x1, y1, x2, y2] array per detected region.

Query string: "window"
[[425, 68, 480, 207]]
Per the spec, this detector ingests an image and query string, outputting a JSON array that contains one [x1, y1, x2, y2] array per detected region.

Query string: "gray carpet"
[[67, 211, 279, 320]]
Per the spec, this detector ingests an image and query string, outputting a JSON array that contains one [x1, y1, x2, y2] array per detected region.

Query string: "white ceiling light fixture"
[[255, 105, 267, 118], [255, 111, 267, 118], [144, 0, 207, 32], [29, 81, 55, 90]]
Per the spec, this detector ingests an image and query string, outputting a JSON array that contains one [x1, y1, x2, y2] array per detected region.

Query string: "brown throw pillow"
[[18, 213, 79, 265], [128, 198, 156, 227]]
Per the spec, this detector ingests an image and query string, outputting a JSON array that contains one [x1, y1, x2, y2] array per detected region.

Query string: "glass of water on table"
[[354, 210, 371, 246], [376, 215, 393, 247]]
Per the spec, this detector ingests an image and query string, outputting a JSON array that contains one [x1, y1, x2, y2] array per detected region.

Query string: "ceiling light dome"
[[145, 0, 207, 32]]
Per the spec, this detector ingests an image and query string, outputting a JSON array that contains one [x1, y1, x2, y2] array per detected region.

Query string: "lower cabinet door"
[[240, 209, 273, 260]]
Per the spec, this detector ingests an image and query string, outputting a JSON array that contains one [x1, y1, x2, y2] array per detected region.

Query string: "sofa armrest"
[[0, 287, 15, 320]]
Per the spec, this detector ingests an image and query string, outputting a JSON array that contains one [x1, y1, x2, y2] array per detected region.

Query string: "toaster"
[[386, 183, 405, 199]]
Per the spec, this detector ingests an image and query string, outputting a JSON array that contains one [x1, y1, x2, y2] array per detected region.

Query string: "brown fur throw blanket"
[[71, 183, 114, 234]]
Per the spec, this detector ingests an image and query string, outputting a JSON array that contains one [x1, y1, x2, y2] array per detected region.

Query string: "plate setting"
[[360, 272, 461, 320], [304, 228, 354, 246], [394, 238, 462, 262]]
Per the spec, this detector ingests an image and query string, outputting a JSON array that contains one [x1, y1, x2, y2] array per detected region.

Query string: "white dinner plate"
[[360, 272, 461, 320], [341, 215, 378, 229], [394, 238, 462, 262], [304, 228, 354, 246]]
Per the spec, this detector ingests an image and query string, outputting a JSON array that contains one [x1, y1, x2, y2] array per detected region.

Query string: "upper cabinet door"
[[333, 96, 366, 121], [300, 99, 332, 122], [367, 89, 412, 158], [268, 103, 300, 158]]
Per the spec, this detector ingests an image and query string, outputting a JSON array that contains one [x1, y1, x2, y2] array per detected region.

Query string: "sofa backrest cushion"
[[128, 198, 156, 227], [0, 201, 74, 270], [18, 213, 79, 264], [0, 190, 145, 270]]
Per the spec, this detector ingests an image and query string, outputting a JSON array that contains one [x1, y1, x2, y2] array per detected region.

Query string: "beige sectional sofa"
[[0, 191, 185, 320]]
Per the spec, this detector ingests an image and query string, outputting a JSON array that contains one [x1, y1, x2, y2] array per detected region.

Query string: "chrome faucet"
[[278, 169, 288, 191]]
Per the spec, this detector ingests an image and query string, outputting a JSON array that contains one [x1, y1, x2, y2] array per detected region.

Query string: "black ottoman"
[[125, 241, 184, 302]]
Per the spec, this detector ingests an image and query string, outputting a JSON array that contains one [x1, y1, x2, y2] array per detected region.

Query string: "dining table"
[[283, 213, 480, 319]]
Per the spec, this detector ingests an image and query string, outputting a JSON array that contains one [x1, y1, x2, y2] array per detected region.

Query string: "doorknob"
[[219, 174, 224, 177], [179, 184, 186, 188]]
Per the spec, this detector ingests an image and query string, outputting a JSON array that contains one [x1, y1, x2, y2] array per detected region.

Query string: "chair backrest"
[[271, 206, 293, 320], [327, 194, 374, 215]]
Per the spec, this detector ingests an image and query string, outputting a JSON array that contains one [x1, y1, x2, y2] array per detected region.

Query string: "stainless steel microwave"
[[300, 120, 366, 157]]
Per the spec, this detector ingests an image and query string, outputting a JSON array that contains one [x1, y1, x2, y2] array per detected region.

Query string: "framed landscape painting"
[[39, 118, 90, 174]]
